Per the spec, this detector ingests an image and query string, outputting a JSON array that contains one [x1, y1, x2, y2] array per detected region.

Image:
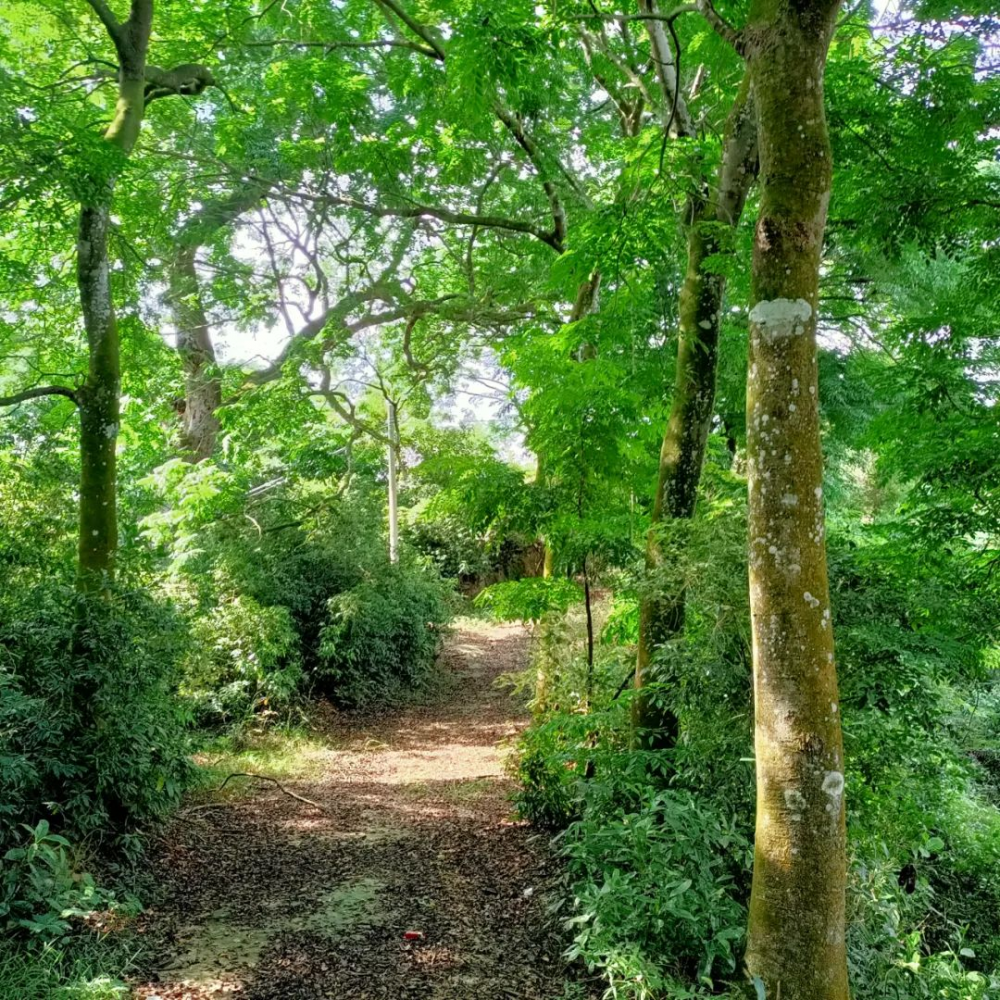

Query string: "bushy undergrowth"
[[0, 577, 181, 977], [181, 595, 302, 729], [0, 449, 455, 987], [318, 562, 450, 707], [145, 460, 453, 724], [562, 788, 749, 993], [510, 487, 1000, 1000], [0, 581, 192, 851]]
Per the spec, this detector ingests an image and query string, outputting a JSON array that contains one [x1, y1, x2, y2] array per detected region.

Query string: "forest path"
[[132, 619, 587, 1000]]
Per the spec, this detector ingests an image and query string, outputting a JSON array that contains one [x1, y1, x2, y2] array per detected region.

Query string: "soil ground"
[[130, 619, 595, 1000]]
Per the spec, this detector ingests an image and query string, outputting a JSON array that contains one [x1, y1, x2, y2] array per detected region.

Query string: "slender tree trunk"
[[534, 453, 555, 578], [75, 7, 151, 589], [77, 200, 122, 584], [742, 2, 847, 996], [634, 76, 758, 746], [572, 270, 601, 361], [387, 400, 400, 564], [583, 555, 594, 706], [169, 246, 221, 461]]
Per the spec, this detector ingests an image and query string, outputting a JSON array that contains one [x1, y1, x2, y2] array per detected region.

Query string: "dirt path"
[[132, 620, 591, 1000]]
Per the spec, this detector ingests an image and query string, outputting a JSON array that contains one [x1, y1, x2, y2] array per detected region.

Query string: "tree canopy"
[[1, 1, 999, 998]]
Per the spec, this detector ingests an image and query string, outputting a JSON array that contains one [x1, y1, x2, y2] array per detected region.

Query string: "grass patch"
[[398, 777, 500, 803], [185, 726, 333, 809], [0, 938, 136, 1000], [154, 879, 388, 983]]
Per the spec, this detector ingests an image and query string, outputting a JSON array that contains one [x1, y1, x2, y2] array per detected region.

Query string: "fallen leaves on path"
[[131, 620, 598, 1000]]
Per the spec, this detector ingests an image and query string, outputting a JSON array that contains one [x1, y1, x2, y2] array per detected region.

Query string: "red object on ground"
[[403, 931, 424, 941]]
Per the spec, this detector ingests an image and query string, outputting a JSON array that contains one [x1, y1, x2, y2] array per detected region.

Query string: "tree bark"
[[742, 1, 847, 996], [75, 4, 152, 589], [77, 200, 122, 584], [169, 245, 221, 461], [633, 75, 758, 747], [387, 399, 400, 564], [167, 187, 268, 461]]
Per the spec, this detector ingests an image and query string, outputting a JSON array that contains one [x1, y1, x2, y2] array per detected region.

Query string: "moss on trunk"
[[73, 13, 151, 589], [742, 2, 848, 996], [76, 203, 120, 585], [634, 76, 757, 747]]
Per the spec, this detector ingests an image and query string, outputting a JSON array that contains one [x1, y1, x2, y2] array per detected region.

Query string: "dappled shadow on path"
[[131, 621, 595, 1000]]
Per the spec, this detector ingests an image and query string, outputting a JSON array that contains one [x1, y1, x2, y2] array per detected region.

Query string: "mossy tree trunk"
[[76, 0, 153, 589], [742, 0, 847, 996], [634, 76, 758, 747], [74, 1, 215, 589]]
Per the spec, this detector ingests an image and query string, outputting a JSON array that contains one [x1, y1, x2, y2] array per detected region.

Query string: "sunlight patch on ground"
[[148, 878, 388, 992]]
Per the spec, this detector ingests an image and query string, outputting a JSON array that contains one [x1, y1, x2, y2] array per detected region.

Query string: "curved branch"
[[492, 106, 569, 247], [0, 385, 78, 408], [319, 192, 564, 251], [373, 0, 446, 60], [83, 0, 123, 47], [570, 2, 744, 54], [689, 0, 743, 51], [240, 37, 439, 57], [641, 0, 695, 139]]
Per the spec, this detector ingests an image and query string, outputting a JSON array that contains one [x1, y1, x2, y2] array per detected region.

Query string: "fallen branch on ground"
[[188, 771, 329, 813]]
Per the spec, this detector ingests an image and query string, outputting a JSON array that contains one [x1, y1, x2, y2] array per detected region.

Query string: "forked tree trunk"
[[633, 76, 758, 746], [742, 1, 847, 996], [74, 4, 214, 587], [75, 7, 151, 589]]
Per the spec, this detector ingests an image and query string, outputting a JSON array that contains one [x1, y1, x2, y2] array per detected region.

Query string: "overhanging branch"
[[568, 2, 744, 54], [373, 0, 446, 60], [82, 0, 123, 47], [0, 385, 78, 407], [317, 192, 564, 251]]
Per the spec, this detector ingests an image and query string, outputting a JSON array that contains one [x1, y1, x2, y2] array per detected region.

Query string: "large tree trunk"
[[742, 2, 847, 996], [75, 8, 151, 589], [77, 202, 123, 583], [74, 3, 214, 587], [633, 77, 758, 746], [167, 187, 267, 461], [169, 245, 221, 461]]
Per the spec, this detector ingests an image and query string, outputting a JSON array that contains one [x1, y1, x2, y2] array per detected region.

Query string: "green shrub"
[[405, 508, 492, 580], [318, 562, 449, 707], [561, 789, 748, 998], [600, 594, 640, 646], [474, 577, 582, 623], [511, 711, 600, 828], [848, 850, 999, 1000], [0, 582, 192, 849], [181, 595, 302, 729], [1, 822, 114, 944], [0, 943, 130, 1000]]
